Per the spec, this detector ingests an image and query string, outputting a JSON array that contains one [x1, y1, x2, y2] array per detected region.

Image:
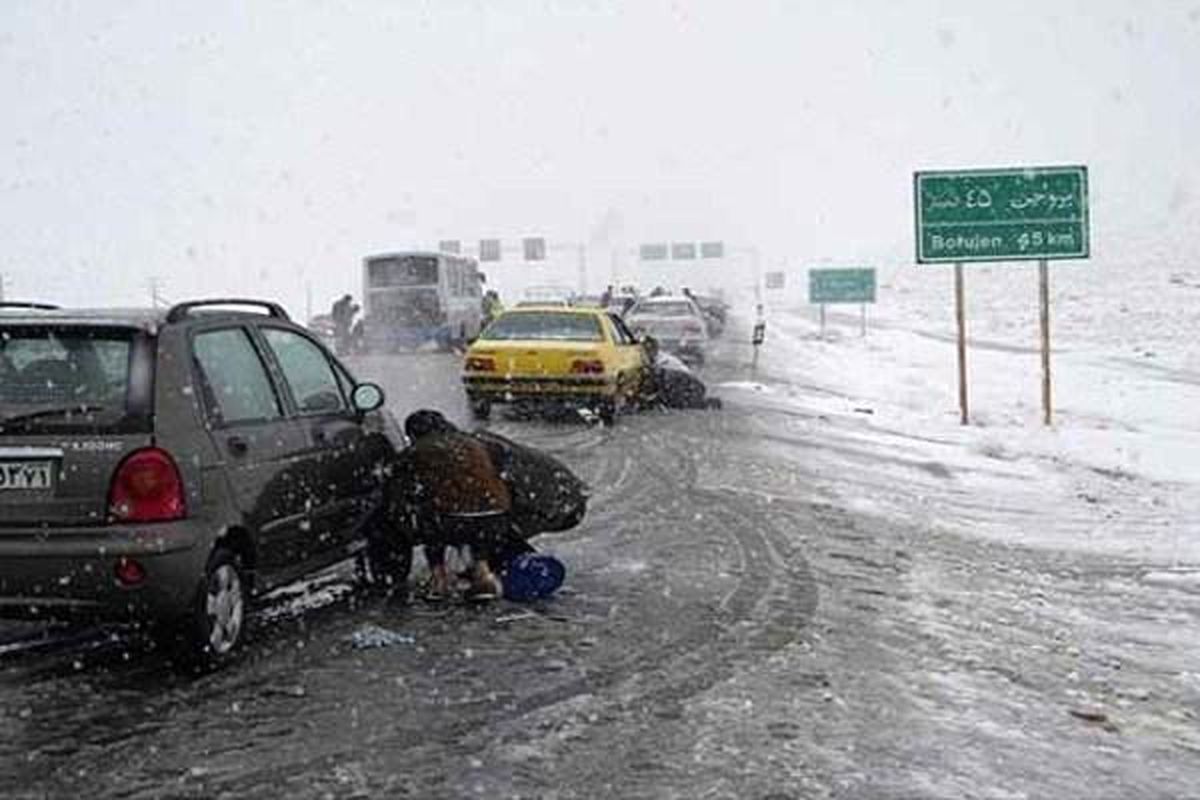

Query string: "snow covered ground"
[[718, 259, 1200, 566]]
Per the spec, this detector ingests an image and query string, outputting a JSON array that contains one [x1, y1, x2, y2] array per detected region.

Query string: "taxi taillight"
[[570, 359, 605, 375], [465, 356, 496, 372]]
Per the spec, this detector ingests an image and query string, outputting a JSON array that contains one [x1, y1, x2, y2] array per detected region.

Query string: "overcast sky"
[[2, 1, 1198, 313]]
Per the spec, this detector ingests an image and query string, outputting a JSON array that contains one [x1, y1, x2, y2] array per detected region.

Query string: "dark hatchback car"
[[0, 299, 405, 667]]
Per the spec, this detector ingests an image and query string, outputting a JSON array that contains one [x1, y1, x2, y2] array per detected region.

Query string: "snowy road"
[[2, 333, 1198, 799]]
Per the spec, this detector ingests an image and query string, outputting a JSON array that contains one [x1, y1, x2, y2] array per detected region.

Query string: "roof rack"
[[165, 299, 290, 324], [0, 301, 60, 311]]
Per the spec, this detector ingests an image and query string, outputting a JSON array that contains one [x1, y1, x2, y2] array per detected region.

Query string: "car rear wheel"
[[597, 397, 617, 426], [168, 546, 247, 671]]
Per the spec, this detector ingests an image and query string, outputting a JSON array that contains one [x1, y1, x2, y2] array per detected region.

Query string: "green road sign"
[[809, 268, 876, 304], [914, 165, 1089, 263]]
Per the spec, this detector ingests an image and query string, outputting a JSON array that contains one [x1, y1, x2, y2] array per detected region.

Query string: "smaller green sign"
[[809, 268, 876, 304]]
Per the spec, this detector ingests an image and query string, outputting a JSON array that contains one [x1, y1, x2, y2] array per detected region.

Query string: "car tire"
[[170, 546, 248, 671], [470, 398, 492, 421], [597, 397, 617, 426]]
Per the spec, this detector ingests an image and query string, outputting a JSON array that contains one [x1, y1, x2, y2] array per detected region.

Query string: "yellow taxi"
[[462, 305, 648, 424]]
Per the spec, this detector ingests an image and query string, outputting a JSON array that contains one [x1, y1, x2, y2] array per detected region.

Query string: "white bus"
[[361, 251, 484, 352]]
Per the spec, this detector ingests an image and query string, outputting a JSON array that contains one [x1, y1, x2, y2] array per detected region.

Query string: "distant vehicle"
[[606, 301, 632, 318], [569, 295, 606, 308], [522, 285, 573, 305], [307, 313, 337, 347], [515, 299, 570, 308], [362, 251, 483, 352], [625, 294, 710, 368], [608, 294, 638, 316], [690, 294, 729, 338], [462, 307, 648, 425], [0, 299, 405, 668]]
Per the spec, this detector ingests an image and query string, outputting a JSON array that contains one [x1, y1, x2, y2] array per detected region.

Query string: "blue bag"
[[502, 553, 566, 601]]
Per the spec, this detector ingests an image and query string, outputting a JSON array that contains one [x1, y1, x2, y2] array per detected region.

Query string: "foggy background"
[[2, 1, 1198, 316]]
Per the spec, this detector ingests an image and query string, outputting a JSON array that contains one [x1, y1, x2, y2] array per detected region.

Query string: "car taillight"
[[683, 322, 703, 334], [465, 356, 496, 372], [570, 359, 605, 375], [108, 448, 186, 523]]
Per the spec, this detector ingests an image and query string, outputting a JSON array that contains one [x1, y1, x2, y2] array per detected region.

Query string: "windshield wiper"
[[0, 404, 108, 427]]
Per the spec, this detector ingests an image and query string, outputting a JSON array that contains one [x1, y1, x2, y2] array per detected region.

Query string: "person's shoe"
[[465, 573, 503, 603], [419, 566, 453, 602], [416, 579, 450, 603]]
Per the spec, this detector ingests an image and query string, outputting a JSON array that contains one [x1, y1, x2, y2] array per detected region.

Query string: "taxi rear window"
[[480, 312, 604, 342]]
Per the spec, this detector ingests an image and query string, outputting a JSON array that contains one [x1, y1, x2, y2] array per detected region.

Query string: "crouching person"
[[387, 409, 512, 601], [639, 336, 722, 411]]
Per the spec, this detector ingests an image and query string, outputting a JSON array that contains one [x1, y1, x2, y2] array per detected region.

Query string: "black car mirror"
[[351, 382, 385, 415]]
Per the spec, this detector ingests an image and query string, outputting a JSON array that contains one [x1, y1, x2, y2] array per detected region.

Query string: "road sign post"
[[752, 319, 766, 370], [915, 165, 1089, 426], [1039, 259, 1052, 425], [955, 263, 968, 425]]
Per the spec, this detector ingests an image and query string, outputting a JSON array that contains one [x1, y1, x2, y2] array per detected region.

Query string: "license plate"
[[0, 461, 54, 491]]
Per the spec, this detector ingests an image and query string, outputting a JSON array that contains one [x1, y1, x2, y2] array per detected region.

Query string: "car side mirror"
[[351, 382, 385, 416]]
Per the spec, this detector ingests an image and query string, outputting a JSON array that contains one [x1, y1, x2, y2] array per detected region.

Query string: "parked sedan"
[[624, 295, 710, 368], [0, 298, 406, 668], [462, 307, 648, 425]]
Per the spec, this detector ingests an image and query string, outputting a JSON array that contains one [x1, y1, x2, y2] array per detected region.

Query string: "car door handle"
[[227, 436, 249, 456], [312, 427, 328, 444]]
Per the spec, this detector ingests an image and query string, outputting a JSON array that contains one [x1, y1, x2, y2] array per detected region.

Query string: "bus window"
[[367, 255, 438, 288]]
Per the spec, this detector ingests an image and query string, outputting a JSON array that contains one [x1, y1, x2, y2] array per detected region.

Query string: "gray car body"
[[0, 303, 403, 624], [623, 295, 710, 365]]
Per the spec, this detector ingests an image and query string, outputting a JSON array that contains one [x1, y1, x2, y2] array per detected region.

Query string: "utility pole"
[[577, 244, 587, 297], [0, 273, 8, 302], [147, 276, 164, 309]]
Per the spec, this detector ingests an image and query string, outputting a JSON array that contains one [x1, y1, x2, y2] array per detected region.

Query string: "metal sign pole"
[[1039, 259, 1052, 426], [860, 303, 866, 337], [751, 321, 765, 372], [819, 303, 826, 339], [955, 262, 969, 425]]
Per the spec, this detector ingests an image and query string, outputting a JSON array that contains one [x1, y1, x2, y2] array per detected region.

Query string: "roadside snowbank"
[[720, 261, 1199, 563]]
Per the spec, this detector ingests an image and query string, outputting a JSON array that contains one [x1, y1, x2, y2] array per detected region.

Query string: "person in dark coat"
[[638, 336, 722, 410], [387, 410, 511, 600], [331, 293, 360, 355]]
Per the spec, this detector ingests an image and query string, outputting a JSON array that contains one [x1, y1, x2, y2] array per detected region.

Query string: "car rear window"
[[0, 326, 141, 432], [631, 301, 694, 317], [480, 312, 604, 342]]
